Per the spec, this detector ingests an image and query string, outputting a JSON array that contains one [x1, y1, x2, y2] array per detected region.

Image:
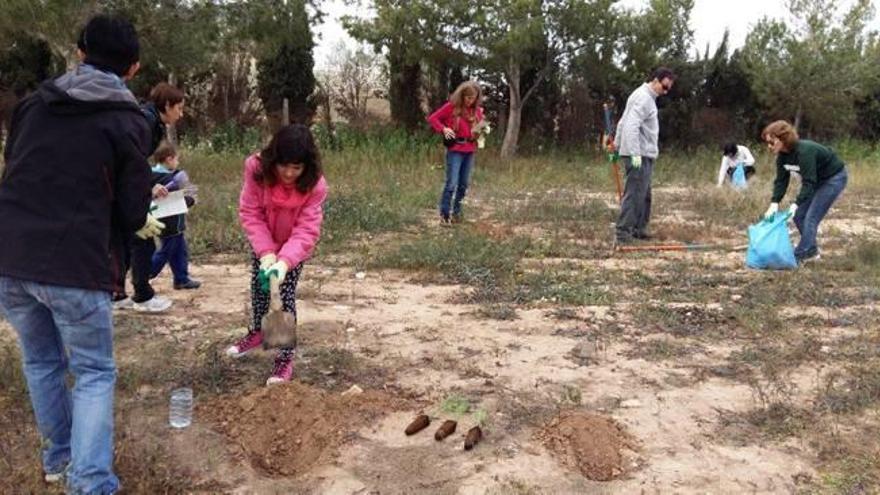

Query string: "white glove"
[[631, 156, 642, 169], [787, 204, 798, 217], [265, 260, 289, 283], [764, 202, 779, 220], [135, 213, 165, 239], [259, 253, 277, 272]]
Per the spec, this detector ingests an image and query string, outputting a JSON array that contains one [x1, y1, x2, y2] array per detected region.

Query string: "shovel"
[[261, 276, 297, 350]]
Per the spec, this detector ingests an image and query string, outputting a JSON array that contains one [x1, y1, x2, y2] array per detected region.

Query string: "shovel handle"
[[269, 277, 283, 311]]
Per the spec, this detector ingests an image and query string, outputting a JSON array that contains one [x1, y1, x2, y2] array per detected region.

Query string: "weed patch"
[[633, 304, 734, 339], [0, 343, 27, 404], [372, 228, 531, 303], [818, 364, 880, 414], [513, 270, 613, 306], [475, 303, 519, 320]]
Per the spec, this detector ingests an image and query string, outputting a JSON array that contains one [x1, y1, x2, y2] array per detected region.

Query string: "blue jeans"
[[793, 167, 848, 258], [151, 234, 190, 285], [439, 151, 475, 218], [0, 277, 119, 495]]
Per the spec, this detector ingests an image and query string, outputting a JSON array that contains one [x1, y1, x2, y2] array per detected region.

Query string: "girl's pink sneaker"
[[225, 331, 263, 358], [266, 354, 294, 385]]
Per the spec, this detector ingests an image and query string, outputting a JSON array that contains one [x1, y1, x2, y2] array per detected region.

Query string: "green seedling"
[[440, 394, 471, 416]]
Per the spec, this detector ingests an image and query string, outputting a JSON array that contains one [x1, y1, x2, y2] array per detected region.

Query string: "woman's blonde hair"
[[762, 120, 799, 151], [449, 81, 482, 123]]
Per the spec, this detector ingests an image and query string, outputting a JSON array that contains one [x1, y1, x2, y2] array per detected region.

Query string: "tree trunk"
[[223, 79, 230, 122], [282, 98, 290, 126], [320, 88, 338, 150], [500, 59, 522, 159], [167, 72, 179, 145], [388, 41, 423, 132], [794, 105, 802, 130]]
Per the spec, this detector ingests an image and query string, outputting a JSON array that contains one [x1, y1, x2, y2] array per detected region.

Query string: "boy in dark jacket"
[[0, 15, 158, 494], [149, 142, 201, 289]]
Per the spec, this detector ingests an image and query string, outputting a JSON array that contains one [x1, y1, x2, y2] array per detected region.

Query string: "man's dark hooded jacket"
[[0, 64, 152, 292]]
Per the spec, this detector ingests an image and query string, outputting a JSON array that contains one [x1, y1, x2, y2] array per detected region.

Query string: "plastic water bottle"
[[169, 387, 193, 428]]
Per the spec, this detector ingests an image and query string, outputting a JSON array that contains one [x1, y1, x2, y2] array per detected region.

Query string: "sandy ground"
[[2, 186, 877, 493], [0, 255, 823, 494]]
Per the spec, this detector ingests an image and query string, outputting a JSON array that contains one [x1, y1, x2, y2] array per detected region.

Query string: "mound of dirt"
[[538, 411, 635, 481], [200, 382, 401, 476]]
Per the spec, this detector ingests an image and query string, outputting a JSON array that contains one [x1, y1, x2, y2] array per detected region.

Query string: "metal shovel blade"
[[261, 277, 297, 350], [262, 310, 297, 349]]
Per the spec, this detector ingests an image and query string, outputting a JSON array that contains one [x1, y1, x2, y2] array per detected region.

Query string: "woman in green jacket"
[[761, 120, 848, 264]]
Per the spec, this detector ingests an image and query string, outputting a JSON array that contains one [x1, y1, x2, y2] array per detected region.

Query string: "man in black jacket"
[[0, 15, 160, 494]]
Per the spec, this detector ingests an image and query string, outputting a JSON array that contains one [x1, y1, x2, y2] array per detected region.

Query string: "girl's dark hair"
[[255, 124, 322, 193], [722, 142, 738, 157]]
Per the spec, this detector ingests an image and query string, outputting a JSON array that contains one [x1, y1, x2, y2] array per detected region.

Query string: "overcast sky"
[[313, 0, 879, 68]]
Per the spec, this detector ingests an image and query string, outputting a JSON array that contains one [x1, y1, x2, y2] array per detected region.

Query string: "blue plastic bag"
[[731, 162, 747, 189], [746, 212, 797, 270]]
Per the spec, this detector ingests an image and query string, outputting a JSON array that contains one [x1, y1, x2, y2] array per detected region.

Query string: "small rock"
[[568, 342, 598, 366], [820, 345, 831, 354], [620, 399, 642, 408], [239, 396, 256, 412], [730, 294, 742, 301], [355, 272, 366, 280], [341, 385, 364, 397], [346, 327, 356, 333]]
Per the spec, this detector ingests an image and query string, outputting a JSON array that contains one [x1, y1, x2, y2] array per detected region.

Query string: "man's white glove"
[[135, 213, 165, 239], [631, 156, 642, 169], [259, 253, 277, 272], [787, 203, 798, 217], [764, 202, 779, 220]]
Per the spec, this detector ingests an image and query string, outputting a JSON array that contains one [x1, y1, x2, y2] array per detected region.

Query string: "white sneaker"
[[132, 296, 172, 313], [44, 471, 65, 484], [112, 298, 134, 311]]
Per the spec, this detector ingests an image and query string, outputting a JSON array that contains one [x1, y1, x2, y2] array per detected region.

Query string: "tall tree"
[[0, 0, 92, 64], [741, 0, 878, 137], [468, 0, 603, 157], [235, 0, 318, 127]]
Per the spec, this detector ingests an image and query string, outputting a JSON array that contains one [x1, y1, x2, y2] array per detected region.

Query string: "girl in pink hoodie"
[[226, 125, 328, 385], [427, 81, 486, 225]]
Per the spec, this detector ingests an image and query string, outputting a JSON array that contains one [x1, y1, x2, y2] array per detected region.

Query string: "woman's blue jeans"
[[793, 167, 848, 259], [439, 151, 475, 218]]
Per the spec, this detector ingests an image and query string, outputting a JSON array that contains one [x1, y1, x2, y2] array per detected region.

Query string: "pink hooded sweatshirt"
[[239, 154, 328, 267]]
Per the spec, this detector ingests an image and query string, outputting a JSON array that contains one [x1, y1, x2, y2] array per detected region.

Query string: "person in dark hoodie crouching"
[[0, 14, 160, 494]]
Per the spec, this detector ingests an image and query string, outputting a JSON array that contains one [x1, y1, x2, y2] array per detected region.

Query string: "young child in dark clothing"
[[149, 142, 200, 289]]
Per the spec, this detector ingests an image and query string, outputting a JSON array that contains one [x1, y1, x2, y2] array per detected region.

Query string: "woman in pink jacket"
[[427, 81, 486, 225], [226, 125, 328, 385]]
